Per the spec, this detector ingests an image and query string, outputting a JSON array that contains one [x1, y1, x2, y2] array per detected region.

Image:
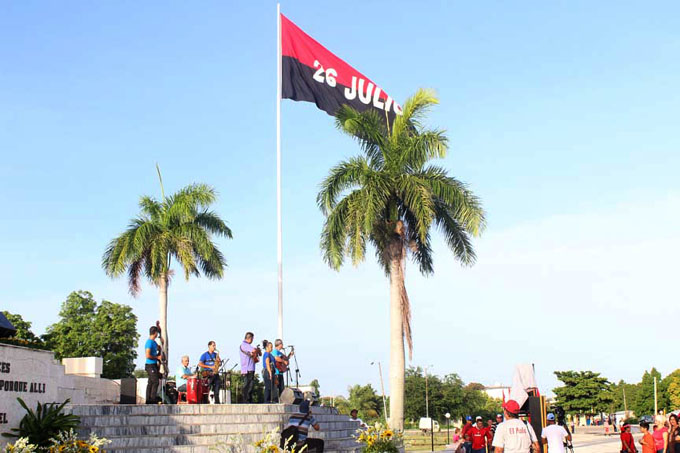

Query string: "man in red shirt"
[[620, 424, 638, 453], [461, 416, 473, 453], [469, 417, 487, 453]]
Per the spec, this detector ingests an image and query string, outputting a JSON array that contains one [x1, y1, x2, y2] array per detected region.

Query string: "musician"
[[144, 326, 161, 404], [175, 355, 197, 393], [271, 339, 293, 399], [239, 332, 259, 403], [262, 340, 275, 403], [198, 341, 221, 404]]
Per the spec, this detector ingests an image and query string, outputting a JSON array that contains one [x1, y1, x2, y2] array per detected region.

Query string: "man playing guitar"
[[239, 332, 261, 404], [198, 341, 221, 404], [271, 339, 294, 400]]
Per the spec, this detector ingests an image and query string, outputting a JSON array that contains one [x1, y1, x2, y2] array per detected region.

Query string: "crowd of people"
[[621, 413, 680, 453], [449, 399, 571, 453]]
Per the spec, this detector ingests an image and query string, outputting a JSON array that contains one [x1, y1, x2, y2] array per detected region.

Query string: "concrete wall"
[[0, 344, 119, 446], [62, 357, 103, 378]]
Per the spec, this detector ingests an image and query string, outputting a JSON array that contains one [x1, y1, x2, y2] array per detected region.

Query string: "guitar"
[[155, 320, 168, 378], [275, 346, 294, 374], [241, 344, 263, 364]]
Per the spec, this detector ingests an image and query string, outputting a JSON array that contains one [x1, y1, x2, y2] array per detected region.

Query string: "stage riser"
[[68, 405, 362, 453]]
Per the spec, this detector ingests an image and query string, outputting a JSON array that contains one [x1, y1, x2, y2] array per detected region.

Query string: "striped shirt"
[[286, 413, 318, 442]]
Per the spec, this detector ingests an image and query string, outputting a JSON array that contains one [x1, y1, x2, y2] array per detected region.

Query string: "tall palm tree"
[[317, 89, 485, 430], [102, 170, 232, 363]]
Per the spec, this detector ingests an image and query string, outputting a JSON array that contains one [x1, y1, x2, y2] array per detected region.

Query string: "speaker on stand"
[[279, 387, 304, 405]]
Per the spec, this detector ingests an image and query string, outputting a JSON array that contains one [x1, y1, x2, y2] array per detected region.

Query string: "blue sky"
[[1, 1, 679, 399]]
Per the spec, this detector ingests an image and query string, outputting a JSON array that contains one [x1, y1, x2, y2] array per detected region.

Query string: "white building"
[[483, 383, 510, 400]]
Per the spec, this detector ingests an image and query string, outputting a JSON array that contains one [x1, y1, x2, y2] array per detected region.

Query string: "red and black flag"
[[281, 14, 401, 120]]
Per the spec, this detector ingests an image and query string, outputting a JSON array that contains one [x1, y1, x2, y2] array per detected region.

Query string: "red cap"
[[503, 400, 520, 415]]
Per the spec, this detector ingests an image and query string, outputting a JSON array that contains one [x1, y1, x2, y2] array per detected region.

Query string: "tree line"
[[322, 366, 502, 425], [3, 290, 139, 379], [553, 368, 680, 416]]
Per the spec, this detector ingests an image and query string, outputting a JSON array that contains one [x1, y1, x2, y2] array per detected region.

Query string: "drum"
[[186, 377, 200, 404], [200, 378, 211, 404]]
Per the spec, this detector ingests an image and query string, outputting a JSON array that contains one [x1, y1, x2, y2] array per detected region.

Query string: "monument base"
[[68, 404, 362, 453]]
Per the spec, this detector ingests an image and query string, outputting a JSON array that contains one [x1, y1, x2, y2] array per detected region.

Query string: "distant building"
[[483, 384, 510, 400]]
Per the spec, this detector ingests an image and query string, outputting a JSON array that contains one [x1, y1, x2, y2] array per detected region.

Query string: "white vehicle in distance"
[[419, 417, 440, 433]]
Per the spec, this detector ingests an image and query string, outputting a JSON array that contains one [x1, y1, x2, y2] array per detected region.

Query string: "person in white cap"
[[541, 413, 571, 452], [492, 400, 539, 453]]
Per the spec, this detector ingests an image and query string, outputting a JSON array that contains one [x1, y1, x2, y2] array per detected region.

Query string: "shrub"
[[2, 398, 80, 448], [0, 338, 50, 351]]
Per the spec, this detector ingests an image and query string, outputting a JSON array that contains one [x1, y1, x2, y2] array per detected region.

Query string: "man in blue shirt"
[[144, 326, 161, 404], [175, 355, 196, 393], [198, 341, 221, 403], [271, 339, 293, 401]]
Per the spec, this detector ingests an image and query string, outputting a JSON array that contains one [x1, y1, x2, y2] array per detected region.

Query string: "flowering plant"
[[253, 428, 307, 453], [47, 429, 110, 453], [355, 424, 401, 453], [209, 434, 245, 453], [3, 437, 38, 453]]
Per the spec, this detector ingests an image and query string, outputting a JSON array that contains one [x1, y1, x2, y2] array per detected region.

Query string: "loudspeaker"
[[304, 391, 321, 406], [519, 395, 546, 439], [120, 378, 137, 404], [280, 387, 304, 405]]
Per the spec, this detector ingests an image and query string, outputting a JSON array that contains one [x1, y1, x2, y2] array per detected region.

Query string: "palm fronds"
[[318, 88, 486, 357]]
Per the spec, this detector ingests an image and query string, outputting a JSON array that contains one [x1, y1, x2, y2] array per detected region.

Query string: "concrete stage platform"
[[67, 404, 363, 453]]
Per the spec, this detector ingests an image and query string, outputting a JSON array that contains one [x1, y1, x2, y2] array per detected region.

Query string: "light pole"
[[371, 361, 389, 424], [424, 365, 433, 418], [424, 365, 434, 452], [445, 412, 451, 445]]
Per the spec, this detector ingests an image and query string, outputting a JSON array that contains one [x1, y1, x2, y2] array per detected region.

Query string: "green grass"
[[403, 430, 454, 452]]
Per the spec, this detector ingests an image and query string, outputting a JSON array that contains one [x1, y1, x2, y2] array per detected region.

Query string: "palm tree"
[[317, 89, 485, 430], [102, 169, 232, 363]]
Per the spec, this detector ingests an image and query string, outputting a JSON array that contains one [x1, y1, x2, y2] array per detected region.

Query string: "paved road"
[[569, 431, 639, 452], [435, 432, 640, 453]]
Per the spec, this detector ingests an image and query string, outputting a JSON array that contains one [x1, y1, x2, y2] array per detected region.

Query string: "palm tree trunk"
[[158, 274, 169, 373], [389, 248, 405, 431]]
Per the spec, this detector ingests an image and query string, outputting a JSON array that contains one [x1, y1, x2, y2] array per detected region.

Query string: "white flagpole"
[[276, 3, 284, 341]]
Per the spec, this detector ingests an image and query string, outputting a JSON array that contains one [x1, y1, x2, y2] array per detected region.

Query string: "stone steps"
[[82, 433, 359, 449], [68, 404, 362, 453], [78, 421, 355, 436], [101, 447, 362, 453], [76, 414, 355, 426]]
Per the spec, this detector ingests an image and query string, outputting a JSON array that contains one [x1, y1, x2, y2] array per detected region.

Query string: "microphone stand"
[[288, 346, 301, 389]]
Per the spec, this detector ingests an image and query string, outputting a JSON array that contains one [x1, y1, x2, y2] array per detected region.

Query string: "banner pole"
[[276, 3, 284, 341]]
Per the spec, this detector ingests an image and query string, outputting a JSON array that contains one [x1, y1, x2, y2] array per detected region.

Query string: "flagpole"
[[276, 3, 284, 341]]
